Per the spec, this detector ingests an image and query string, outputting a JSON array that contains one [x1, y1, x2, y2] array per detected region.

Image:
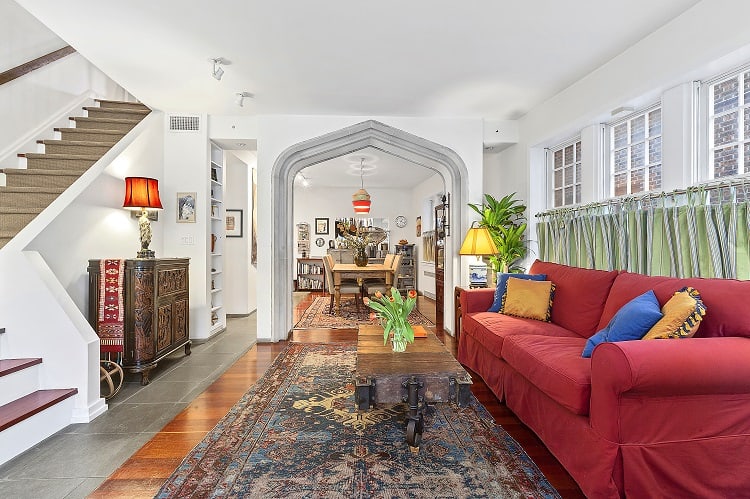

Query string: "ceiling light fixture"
[[352, 158, 371, 214], [235, 91, 253, 107], [209, 57, 225, 81]]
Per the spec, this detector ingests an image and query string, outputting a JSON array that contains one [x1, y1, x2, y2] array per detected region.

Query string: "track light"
[[209, 58, 225, 81], [235, 91, 253, 107]]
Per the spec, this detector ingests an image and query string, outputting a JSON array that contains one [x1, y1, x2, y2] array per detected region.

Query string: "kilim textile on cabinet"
[[97, 259, 125, 353], [156, 343, 560, 498], [293, 296, 435, 329]]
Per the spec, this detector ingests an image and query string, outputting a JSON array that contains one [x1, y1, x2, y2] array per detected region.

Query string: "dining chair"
[[363, 254, 401, 297], [321, 254, 362, 313]]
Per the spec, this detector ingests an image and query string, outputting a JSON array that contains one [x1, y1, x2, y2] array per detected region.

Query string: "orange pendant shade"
[[352, 188, 371, 214]]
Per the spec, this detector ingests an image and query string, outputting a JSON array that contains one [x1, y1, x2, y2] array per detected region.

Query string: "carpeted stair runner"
[[0, 99, 150, 248]]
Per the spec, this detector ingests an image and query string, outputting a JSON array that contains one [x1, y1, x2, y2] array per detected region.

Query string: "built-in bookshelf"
[[295, 257, 325, 291], [209, 142, 226, 334], [395, 243, 416, 292]]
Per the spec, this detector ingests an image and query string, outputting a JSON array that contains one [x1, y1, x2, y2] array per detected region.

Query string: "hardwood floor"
[[91, 293, 584, 498]]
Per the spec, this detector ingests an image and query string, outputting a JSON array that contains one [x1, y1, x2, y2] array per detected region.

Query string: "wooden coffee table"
[[354, 324, 472, 447]]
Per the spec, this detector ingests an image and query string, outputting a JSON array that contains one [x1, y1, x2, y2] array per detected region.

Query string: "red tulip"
[[408, 290, 417, 299]]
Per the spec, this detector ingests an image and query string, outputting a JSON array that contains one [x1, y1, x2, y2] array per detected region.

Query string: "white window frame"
[[607, 104, 662, 197], [702, 65, 750, 180], [547, 137, 582, 208]]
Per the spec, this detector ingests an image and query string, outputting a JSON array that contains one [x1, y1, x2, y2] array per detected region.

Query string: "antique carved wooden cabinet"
[[88, 258, 191, 385]]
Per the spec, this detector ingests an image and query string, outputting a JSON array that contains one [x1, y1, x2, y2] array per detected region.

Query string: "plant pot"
[[391, 336, 408, 352]]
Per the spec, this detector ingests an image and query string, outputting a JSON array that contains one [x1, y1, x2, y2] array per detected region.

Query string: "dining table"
[[331, 262, 393, 315]]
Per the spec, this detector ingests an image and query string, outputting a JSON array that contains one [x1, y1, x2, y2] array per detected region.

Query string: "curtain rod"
[[536, 175, 750, 218]]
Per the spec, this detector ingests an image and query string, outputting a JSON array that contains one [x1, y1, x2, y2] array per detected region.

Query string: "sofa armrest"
[[590, 337, 750, 442], [459, 287, 495, 314]]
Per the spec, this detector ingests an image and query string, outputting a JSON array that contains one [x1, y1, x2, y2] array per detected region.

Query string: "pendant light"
[[352, 158, 371, 214]]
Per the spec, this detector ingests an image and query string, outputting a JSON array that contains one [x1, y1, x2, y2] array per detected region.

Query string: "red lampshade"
[[123, 177, 163, 210], [352, 187, 371, 214]]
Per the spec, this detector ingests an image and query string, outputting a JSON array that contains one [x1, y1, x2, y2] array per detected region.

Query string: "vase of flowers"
[[365, 287, 418, 352], [336, 223, 387, 267]]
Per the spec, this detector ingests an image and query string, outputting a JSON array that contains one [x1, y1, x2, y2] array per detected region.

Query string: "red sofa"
[[458, 260, 750, 498]]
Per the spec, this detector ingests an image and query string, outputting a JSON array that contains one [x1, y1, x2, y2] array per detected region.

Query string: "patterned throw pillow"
[[487, 273, 547, 312], [642, 287, 706, 339], [500, 278, 556, 322]]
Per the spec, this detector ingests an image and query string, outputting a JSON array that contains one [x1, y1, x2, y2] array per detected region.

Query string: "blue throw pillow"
[[582, 290, 663, 358], [488, 273, 547, 312]]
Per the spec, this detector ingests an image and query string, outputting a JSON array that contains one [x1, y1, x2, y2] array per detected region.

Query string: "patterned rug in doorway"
[[156, 342, 560, 498], [293, 296, 435, 329]]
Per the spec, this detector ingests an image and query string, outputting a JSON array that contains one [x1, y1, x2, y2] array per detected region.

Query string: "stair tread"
[[19, 153, 101, 161], [0, 358, 42, 378], [83, 106, 149, 115], [37, 139, 113, 147], [53, 127, 125, 135], [70, 116, 141, 124], [0, 206, 43, 214], [1, 168, 85, 176], [0, 388, 78, 432], [0, 187, 65, 193], [94, 98, 149, 108]]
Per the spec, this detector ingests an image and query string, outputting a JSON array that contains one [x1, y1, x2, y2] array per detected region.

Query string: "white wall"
[[0, 0, 131, 168], [224, 151, 257, 315], [494, 0, 750, 268]]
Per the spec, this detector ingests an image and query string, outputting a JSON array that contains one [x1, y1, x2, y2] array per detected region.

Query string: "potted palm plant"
[[467, 193, 528, 276]]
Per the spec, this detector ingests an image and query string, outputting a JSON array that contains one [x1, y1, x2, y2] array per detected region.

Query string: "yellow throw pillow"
[[501, 278, 555, 322], [642, 287, 706, 339]]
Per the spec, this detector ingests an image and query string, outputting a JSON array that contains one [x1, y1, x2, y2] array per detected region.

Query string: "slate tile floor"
[[0, 314, 257, 499]]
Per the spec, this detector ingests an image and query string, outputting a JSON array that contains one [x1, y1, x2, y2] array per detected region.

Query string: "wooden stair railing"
[[0, 45, 76, 86]]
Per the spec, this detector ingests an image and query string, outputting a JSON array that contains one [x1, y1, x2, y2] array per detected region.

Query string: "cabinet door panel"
[[174, 298, 188, 343], [156, 302, 173, 352]]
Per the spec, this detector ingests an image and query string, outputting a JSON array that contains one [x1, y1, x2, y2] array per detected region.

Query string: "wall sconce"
[[123, 177, 163, 258], [441, 193, 450, 236]]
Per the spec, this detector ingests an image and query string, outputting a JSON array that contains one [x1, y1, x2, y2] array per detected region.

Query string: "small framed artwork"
[[315, 217, 329, 235], [177, 192, 197, 223], [226, 209, 243, 237]]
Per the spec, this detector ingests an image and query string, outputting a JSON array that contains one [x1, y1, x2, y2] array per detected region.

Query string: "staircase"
[[0, 99, 151, 248], [0, 99, 150, 464]]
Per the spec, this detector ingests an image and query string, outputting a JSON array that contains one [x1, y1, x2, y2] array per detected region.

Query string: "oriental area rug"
[[294, 296, 435, 329], [156, 343, 560, 498]]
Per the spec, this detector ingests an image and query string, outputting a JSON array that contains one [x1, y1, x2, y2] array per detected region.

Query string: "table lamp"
[[123, 177, 163, 258], [459, 222, 498, 287]]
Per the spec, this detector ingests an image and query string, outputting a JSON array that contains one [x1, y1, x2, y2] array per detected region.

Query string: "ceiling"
[[16, 0, 701, 189], [17, 0, 700, 119]]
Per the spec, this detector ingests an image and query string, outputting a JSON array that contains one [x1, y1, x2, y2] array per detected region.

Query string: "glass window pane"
[[614, 123, 628, 149], [554, 188, 563, 207], [714, 146, 738, 178], [648, 136, 662, 164], [648, 109, 662, 136], [745, 143, 750, 175], [714, 78, 739, 114], [614, 173, 627, 196], [564, 145, 574, 165], [575, 163, 581, 183], [614, 148, 628, 172], [630, 115, 646, 143], [649, 164, 662, 191], [554, 169, 562, 189], [564, 166, 573, 186], [575, 140, 581, 160], [714, 111, 738, 146], [631, 142, 645, 169], [564, 186, 573, 205], [745, 72, 750, 105], [554, 149, 563, 168], [575, 184, 581, 204], [631, 168, 645, 193], [745, 107, 750, 139]]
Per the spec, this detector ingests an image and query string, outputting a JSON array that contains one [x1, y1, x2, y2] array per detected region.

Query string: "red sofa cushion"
[[502, 335, 592, 415], [599, 272, 750, 338], [462, 312, 579, 357], [529, 260, 619, 338]]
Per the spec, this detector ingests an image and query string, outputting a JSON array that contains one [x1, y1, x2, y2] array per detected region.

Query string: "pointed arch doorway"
[[270, 120, 468, 341]]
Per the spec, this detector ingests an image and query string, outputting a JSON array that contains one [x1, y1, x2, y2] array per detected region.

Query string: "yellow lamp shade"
[[459, 225, 498, 256]]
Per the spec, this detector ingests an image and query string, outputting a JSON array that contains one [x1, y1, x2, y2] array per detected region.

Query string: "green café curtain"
[[536, 179, 750, 279]]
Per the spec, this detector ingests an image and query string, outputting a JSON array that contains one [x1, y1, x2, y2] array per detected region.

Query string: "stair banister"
[[0, 45, 76, 86]]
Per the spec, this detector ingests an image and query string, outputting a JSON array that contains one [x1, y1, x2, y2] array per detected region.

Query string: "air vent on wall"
[[168, 115, 200, 132]]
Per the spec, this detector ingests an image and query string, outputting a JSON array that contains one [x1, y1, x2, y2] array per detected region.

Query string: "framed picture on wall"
[[177, 192, 197, 223], [226, 209, 243, 237], [315, 217, 329, 234]]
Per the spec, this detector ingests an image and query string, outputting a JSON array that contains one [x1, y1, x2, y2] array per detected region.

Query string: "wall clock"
[[395, 215, 407, 228], [315, 237, 325, 247]]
